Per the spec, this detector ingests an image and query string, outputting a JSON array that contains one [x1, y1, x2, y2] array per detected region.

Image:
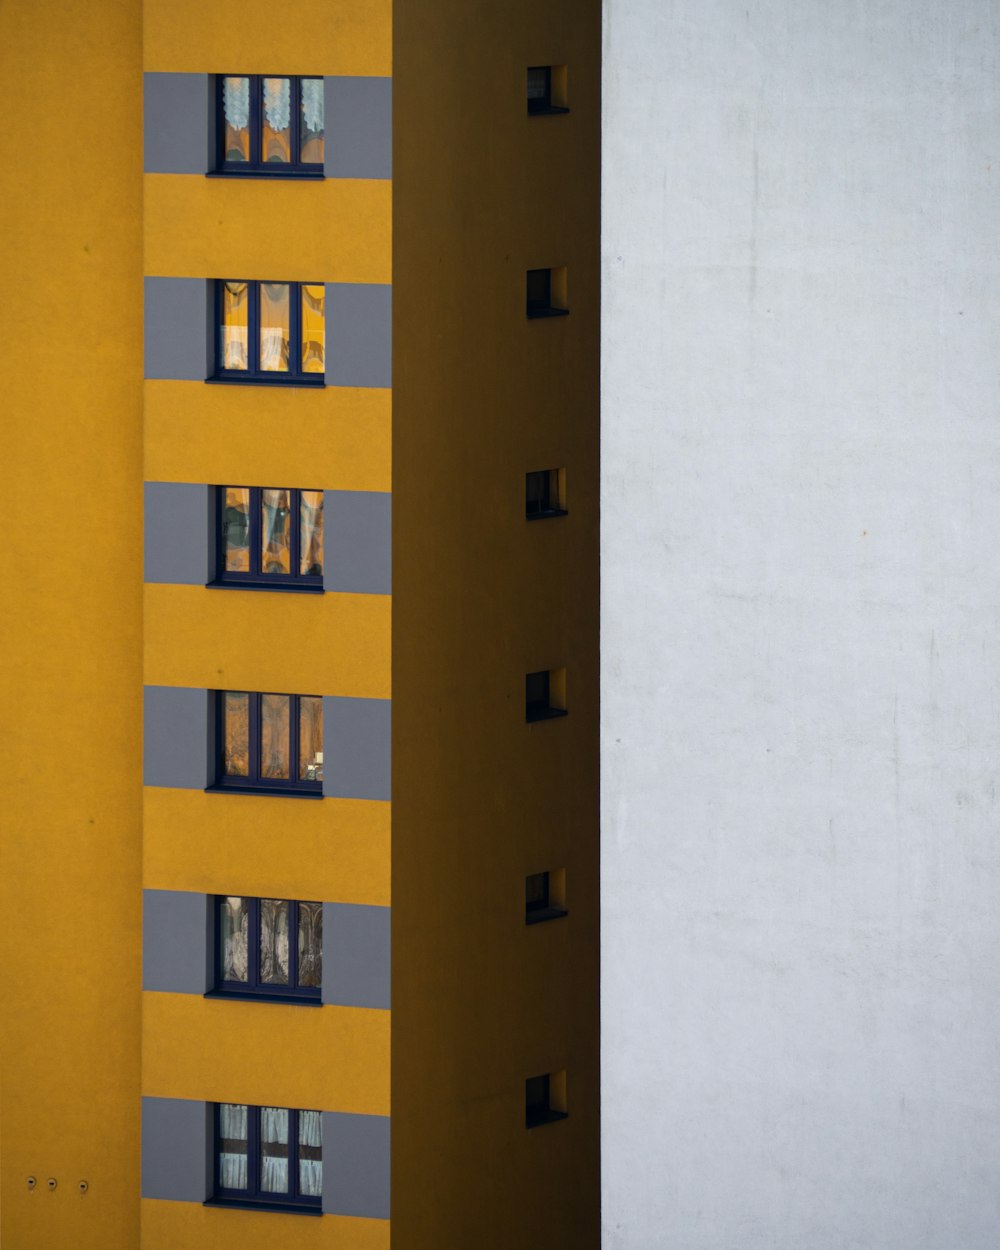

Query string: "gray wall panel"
[[144, 686, 212, 790], [144, 278, 212, 381], [143, 890, 212, 995], [325, 284, 392, 388], [322, 697, 391, 801], [141, 1097, 212, 1202], [323, 491, 391, 594], [322, 903, 391, 1009], [144, 72, 212, 174], [321, 1112, 390, 1219], [324, 77, 392, 179], [144, 482, 213, 585]]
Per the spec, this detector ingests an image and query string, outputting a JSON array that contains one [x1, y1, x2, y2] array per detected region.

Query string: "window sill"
[[204, 989, 322, 1007], [525, 707, 568, 724], [526, 907, 568, 926], [525, 1110, 569, 1130], [205, 785, 324, 800], [207, 169, 324, 181], [526, 306, 569, 320], [527, 104, 570, 116], [526, 509, 568, 521], [206, 375, 325, 389], [206, 579, 325, 595], [205, 1198, 322, 1217]]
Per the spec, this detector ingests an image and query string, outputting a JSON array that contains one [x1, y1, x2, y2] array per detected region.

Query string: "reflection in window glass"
[[260, 1107, 290, 1193], [221, 282, 249, 370], [299, 1109, 323, 1196], [220, 896, 249, 982], [261, 77, 291, 163], [260, 900, 290, 985], [219, 1104, 249, 1190], [300, 79, 325, 164], [222, 77, 250, 162], [299, 695, 323, 782], [223, 692, 249, 776], [260, 283, 290, 372], [298, 902, 323, 989], [261, 489, 291, 574], [260, 693, 290, 779], [299, 491, 324, 576], [223, 487, 251, 572], [301, 285, 325, 374]]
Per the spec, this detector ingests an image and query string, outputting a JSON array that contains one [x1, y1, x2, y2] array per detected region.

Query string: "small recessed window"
[[525, 669, 567, 723], [214, 1103, 322, 1211], [526, 267, 568, 319], [213, 691, 323, 796], [525, 469, 567, 520], [525, 1071, 568, 1128], [215, 279, 325, 385], [215, 896, 322, 1001], [218, 75, 325, 175], [525, 869, 567, 924], [526, 65, 569, 116], [216, 486, 324, 589]]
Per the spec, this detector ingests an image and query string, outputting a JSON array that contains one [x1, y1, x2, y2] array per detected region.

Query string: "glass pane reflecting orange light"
[[223, 693, 249, 776], [221, 282, 249, 370], [299, 491, 324, 576], [300, 79, 325, 163], [261, 489, 291, 574], [261, 77, 291, 163], [260, 694, 290, 779], [299, 695, 323, 782], [301, 285, 325, 374], [223, 487, 251, 572], [260, 283, 290, 372], [222, 77, 250, 162]]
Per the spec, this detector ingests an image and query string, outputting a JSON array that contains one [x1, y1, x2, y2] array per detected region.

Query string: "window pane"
[[299, 1109, 323, 1197], [300, 490, 324, 576], [222, 487, 251, 573], [260, 1107, 290, 1194], [222, 77, 250, 162], [220, 896, 248, 982], [260, 282, 290, 372], [261, 77, 291, 163], [261, 489, 291, 575], [221, 281, 249, 370], [300, 79, 325, 163], [260, 900, 289, 985], [297, 901, 323, 988], [219, 1104, 248, 1190], [299, 695, 323, 782], [260, 693, 290, 779], [301, 285, 325, 374], [223, 692, 249, 776]]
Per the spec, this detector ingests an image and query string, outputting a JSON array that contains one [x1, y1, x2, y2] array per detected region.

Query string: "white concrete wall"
[[601, 3, 1000, 1247]]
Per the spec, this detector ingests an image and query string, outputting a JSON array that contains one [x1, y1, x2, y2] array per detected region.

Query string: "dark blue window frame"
[[216, 75, 324, 178], [212, 896, 322, 1004], [212, 1103, 322, 1214], [212, 691, 323, 798], [212, 280, 325, 387], [214, 486, 324, 592]]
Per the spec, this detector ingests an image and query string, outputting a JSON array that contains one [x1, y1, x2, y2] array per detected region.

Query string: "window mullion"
[[290, 282, 301, 380], [288, 901, 300, 991], [249, 692, 262, 785], [248, 281, 260, 375], [250, 486, 262, 577], [251, 76, 262, 170], [289, 1108, 301, 1200], [248, 897, 261, 991], [289, 695, 300, 790], [248, 1105, 261, 1199], [291, 79, 301, 172], [290, 489, 301, 581]]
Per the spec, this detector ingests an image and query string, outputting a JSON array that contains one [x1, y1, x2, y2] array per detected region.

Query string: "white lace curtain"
[[219, 1104, 248, 1190], [301, 79, 324, 133], [218, 1105, 321, 1198]]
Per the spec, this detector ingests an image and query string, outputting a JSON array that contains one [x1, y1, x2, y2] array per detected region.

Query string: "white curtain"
[[299, 1159, 323, 1197], [263, 78, 291, 131], [301, 79, 325, 133], [219, 1103, 248, 1190], [223, 77, 250, 129], [220, 1152, 248, 1189]]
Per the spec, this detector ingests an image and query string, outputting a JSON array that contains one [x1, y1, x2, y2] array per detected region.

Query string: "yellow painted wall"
[[141, 1199, 389, 1250], [391, 0, 600, 1245], [0, 1, 143, 1248]]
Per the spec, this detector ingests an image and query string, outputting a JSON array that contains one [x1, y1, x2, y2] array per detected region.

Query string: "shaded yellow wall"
[[0, 2, 143, 1248], [391, 0, 600, 1246]]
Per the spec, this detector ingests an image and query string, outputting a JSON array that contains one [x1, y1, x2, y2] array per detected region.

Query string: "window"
[[525, 869, 567, 924], [525, 469, 567, 520], [216, 280, 325, 384], [525, 669, 567, 723], [217, 487, 324, 589], [526, 65, 569, 116], [215, 691, 323, 796], [526, 267, 568, 319], [525, 1072, 568, 1128], [215, 896, 322, 1002], [218, 76, 324, 174], [215, 1103, 322, 1212]]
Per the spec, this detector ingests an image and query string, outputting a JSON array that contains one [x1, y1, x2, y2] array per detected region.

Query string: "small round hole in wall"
[[26, 1176, 36, 1190], [46, 1178, 57, 1191], [79, 1181, 89, 1194]]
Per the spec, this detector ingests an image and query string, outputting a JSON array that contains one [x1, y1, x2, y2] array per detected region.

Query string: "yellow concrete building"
[[1, 2, 598, 1247]]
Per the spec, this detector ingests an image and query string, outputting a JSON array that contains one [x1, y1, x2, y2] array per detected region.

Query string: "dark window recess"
[[525, 1074, 568, 1129], [525, 872, 567, 924], [213, 691, 324, 797], [214, 279, 325, 385], [525, 670, 566, 723], [217, 75, 325, 176], [526, 268, 568, 319], [527, 65, 569, 116], [215, 486, 324, 590], [213, 1103, 322, 1212], [526, 469, 566, 520], [213, 896, 323, 1001]]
